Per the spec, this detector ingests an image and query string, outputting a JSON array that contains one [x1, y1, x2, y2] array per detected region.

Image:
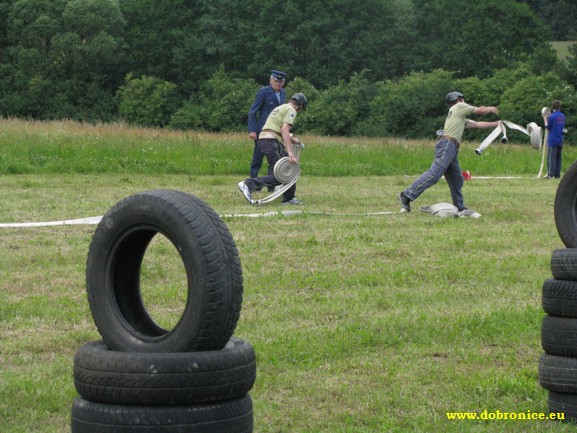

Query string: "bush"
[[170, 67, 258, 132], [117, 74, 180, 127], [359, 69, 454, 138], [494, 72, 576, 145], [296, 71, 373, 137]]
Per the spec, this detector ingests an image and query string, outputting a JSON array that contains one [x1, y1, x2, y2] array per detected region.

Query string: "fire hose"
[[254, 141, 304, 205], [474, 120, 542, 155], [537, 107, 551, 178], [473, 108, 553, 178]]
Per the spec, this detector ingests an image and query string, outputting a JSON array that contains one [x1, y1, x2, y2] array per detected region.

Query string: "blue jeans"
[[403, 138, 465, 211], [547, 145, 563, 178]]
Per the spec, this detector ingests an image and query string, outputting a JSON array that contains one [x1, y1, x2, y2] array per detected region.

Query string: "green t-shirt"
[[262, 103, 297, 135], [443, 102, 475, 142]]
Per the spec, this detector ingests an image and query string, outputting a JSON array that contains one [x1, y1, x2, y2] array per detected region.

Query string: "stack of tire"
[[70, 190, 256, 433], [539, 161, 577, 421]]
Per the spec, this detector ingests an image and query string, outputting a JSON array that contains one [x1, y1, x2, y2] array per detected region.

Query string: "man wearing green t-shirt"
[[238, 93, 307, 205], [398, 92, 500, 215]]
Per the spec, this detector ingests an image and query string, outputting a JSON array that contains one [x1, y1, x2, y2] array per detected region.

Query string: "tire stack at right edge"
[[539, 161, 577, 421], [70, 190, 256, 433]]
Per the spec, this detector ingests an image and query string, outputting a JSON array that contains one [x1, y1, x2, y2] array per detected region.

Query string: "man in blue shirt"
[[545, 100, 566, 179], [247, 70, 287, 190]]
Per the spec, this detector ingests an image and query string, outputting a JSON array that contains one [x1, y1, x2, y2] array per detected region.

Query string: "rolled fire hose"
[[254, 142, 304, 205], [420, 202, 481, 219]]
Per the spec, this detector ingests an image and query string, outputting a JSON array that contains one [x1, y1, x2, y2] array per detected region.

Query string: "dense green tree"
[[0, 0, 574, 133], [411, 0, 551, 79], [121, 0, 262, 96], [526, 0, 577, 40], [247, 0, 419, 87], [543, 1, 577, 39], [0, 0, 13, 53], [0, 0, 126, 120], [0, 0, 66, 116], [120, 0, 198, 95]]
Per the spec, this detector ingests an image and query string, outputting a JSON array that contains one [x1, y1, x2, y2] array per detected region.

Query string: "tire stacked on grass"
[[539, 161, 577, 421], [71, 190, 255, 432]]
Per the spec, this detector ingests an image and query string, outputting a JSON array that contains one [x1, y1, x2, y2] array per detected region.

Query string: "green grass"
[[0, 117, 567, 176], [1, 119, 577, 432], [551, 41, 576, 63]]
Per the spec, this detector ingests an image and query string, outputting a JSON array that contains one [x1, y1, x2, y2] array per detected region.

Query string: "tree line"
[[0, 0, 576, 141]]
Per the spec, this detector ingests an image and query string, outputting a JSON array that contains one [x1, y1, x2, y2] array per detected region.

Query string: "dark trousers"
[[244, 138, 296, 201], [547, 145, 563, 178], [250, 140, 274, 191]]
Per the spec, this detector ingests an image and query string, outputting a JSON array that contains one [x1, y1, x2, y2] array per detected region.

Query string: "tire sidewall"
[[86, 190, 239, 352], [554, 161, 577, 248]]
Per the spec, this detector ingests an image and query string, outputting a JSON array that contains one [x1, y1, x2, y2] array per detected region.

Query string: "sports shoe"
[[397, 192, 411, 212], [237, 181, 254, 204], [474, 148, 482, 155], [456, 208, 481, 219], [282, 197, 303, 205]]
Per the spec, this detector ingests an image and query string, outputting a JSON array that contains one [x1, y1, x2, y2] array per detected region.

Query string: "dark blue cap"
[[271, 70, 287, 80]]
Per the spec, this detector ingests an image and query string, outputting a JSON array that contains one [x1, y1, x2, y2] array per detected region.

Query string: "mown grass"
[[551, 41, 576, 63], [1, 118, 577, 432]]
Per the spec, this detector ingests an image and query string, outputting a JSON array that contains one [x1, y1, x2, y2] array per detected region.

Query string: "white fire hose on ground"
[[253, 141, 304, 205]]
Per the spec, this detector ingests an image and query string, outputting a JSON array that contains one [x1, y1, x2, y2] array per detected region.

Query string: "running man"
[[398, 92, 500, 215]]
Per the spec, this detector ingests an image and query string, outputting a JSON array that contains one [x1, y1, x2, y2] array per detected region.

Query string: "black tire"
[[542, 315, 577, 356], [74, 338, 256, 405], [542, 278, 577, 317], [551, 249, 577, 281], [86, 190, 243, 352], [71, 395, 253, 433], [555, 160, 577, 248], [548, 391, 577, 422], [539, 353, 577, 393]]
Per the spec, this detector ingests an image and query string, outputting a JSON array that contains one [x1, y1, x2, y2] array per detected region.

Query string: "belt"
[[441, 135, 460, 148], [259, 137, 284, 149]]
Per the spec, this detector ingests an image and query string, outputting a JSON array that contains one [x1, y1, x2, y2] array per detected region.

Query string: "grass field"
[[551, 41, 576, 63], [1, 119, 577, 432]]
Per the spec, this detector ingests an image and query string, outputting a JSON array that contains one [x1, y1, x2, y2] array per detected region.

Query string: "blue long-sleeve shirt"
[[547, 110, 566, 147], [247, 85, 286, 134]]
